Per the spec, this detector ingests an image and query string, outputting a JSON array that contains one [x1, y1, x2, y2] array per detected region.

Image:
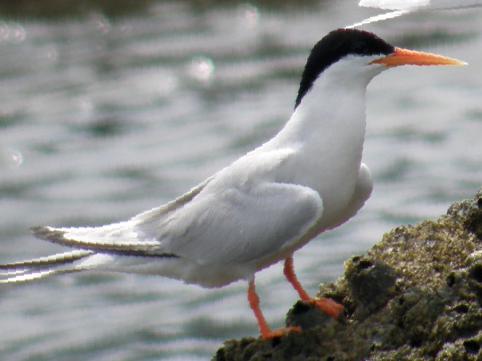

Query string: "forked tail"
[[0, 250, 93, 284]]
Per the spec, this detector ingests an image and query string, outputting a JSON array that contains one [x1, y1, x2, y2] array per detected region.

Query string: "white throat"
[[275, 56, 383, 146], [265, 56, 384, 214]]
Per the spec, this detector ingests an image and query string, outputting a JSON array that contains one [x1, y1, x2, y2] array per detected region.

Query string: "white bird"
[[0, 29, 465, 339]]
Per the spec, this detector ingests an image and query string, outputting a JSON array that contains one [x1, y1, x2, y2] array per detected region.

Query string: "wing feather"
[[131, 148, 324, 264], [149, 181, 323, 265], [29, 149, 323, 268], [30, 176, 214, 255]]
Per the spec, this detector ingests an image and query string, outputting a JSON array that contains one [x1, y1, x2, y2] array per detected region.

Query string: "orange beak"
[[371, 47, 467, 67]]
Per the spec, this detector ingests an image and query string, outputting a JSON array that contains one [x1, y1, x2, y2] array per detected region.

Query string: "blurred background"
[[0, 1, 481, 360]]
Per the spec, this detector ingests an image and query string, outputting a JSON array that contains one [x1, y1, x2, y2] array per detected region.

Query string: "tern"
[[0, 29, 465, 339]]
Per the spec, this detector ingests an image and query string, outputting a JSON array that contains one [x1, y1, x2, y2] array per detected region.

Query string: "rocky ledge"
[[213, 190, 482, 361]]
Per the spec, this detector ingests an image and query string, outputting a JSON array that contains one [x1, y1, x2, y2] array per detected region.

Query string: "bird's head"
[[295, 28, 466, 108]]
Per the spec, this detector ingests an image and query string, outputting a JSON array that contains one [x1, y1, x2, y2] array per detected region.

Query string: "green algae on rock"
[[213, 190, 482, 361]]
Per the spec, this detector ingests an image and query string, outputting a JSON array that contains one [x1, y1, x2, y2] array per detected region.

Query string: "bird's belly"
[[118, 255, 254, 288], [317, 184, 358, 228], [280, 139, 363, 218], [301, 167, 359, 226], [251, 166, 361, 272]]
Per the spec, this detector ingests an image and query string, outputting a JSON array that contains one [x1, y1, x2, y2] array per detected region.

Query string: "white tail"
[[0, 250, 93, 284]]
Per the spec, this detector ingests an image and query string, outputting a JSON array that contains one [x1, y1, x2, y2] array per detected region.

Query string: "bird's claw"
[[307, 297, 344, 319], [261, 326, 302, 340]]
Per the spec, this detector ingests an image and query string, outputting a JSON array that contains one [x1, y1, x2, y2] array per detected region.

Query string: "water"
[[1, 1, 481, 360]]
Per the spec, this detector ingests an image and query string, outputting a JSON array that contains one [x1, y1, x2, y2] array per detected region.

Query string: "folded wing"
[[144, 180, 324, 265], [16, 149, 324, 273]]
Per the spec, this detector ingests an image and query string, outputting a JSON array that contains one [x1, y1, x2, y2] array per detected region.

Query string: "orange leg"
[[283, 256, 344, 319], [248, 278, 301, 339]]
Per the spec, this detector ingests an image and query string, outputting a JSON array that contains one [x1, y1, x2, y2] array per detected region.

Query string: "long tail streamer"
[[0, 250, 93, 284]]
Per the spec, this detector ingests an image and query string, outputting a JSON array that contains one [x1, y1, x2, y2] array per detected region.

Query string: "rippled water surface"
[[1, 1, 482, 360]]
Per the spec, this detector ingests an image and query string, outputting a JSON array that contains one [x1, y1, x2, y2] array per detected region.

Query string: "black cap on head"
[[295, 29, 394, 108]]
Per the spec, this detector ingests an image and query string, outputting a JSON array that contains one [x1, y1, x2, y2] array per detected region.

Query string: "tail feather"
[[31, 224, 163, 256], [31, 225, 177, 258], [0, 250, 93, 284]]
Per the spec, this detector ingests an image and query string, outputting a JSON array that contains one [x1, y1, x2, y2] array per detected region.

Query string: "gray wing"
[[32, 177, 214, 255], [136, 180, 323, 264], [33, 149, 324, 265]]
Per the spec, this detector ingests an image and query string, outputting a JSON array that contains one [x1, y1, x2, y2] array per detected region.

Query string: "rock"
[[213, 190, 482, 361]]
